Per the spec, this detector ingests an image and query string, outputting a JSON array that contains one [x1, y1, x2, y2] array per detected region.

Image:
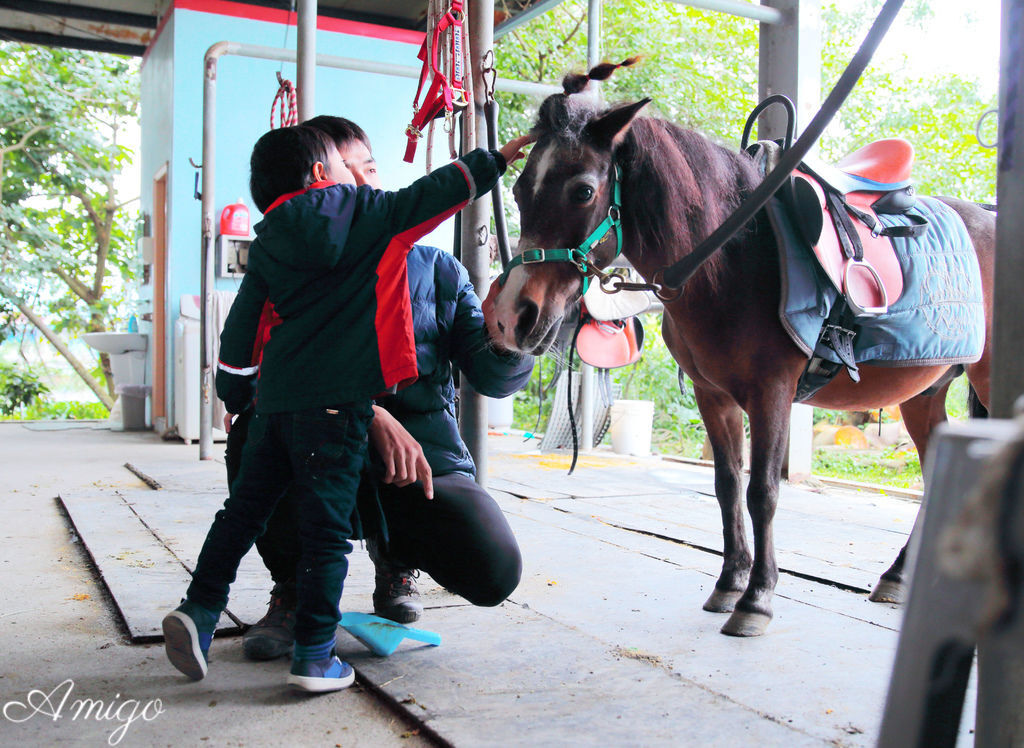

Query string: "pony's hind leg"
[[720, 389, 792, 637], [870, 385, 952, 604], [692, 382, 750, 614]]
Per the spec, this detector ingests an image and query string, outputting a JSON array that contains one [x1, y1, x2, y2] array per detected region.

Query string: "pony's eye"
[[571, 185, 595, 203]]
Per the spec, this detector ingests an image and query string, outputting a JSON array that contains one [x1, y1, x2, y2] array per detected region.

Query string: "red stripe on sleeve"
[[375, 200, 470, 390]]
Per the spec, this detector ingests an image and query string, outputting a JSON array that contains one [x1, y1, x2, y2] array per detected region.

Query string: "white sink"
[[82, 332, 148, 354]]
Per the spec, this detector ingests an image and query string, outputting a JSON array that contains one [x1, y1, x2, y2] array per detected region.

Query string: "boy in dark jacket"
[[162, 123, 530, 693], [225, 117, 535, 662]]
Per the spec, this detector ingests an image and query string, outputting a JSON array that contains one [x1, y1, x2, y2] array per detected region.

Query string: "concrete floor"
[[0, 421, 978, 746]]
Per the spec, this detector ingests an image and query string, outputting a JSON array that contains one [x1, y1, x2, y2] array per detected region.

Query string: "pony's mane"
[[530, 85, 761, 294], [619, 118, 760, 290]]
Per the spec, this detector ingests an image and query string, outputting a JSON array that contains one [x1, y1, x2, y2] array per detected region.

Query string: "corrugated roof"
[[0, 0, 556, 56]]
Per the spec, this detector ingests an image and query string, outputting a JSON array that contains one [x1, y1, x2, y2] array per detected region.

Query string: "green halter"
[[499, 164, 623, 295]]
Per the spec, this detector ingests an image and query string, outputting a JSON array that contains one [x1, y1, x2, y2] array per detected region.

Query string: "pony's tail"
[[562, 57, 642, 95]]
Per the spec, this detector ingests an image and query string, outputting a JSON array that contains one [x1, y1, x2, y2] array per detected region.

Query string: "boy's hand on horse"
[[370, 405, 434, 500], [499, 134, 535, 166]]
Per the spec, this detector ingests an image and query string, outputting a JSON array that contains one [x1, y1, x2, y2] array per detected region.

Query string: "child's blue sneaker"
[[286, 655, 355, 693], [162, 600, 218, 681]]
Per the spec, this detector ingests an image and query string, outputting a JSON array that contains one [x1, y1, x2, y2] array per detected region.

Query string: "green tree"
[[0, 43, 140, 409], [818, 2, 998, 203]]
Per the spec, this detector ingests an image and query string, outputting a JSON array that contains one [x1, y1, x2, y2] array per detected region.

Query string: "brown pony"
[[488, 68, 994, 636]]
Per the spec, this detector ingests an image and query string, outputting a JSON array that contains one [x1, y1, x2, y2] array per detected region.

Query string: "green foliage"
[[0, 43, 141, 399], [819, 1, 997, 203], [0, 399, 108, 421], [812, 445, 923, 489], [0, 362, 49, 415]]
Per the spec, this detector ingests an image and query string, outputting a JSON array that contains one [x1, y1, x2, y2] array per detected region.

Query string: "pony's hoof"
[[868, 578, 905, 604], [703, 588, 742, 613], [720, 610, 771, 637]]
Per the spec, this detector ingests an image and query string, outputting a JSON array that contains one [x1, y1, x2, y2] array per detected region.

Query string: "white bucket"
[[487, 395, 515, 429], [609, 399, 655, 456]]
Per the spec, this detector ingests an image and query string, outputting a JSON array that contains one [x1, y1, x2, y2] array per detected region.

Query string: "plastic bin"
[[609, 399, 654, 456], [116, 384, 151, 431]]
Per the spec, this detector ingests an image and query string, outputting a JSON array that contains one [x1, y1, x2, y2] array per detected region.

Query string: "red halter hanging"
[[404, 0, 467, 163]]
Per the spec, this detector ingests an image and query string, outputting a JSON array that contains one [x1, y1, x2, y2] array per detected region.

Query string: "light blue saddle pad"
[[770, 195, 985, 368]]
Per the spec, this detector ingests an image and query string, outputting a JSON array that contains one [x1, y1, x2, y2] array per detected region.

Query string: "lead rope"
[[565, 314, 585, 475]]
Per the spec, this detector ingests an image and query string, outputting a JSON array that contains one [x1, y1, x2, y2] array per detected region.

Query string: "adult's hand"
[[499, 134, 535, 166], [481, 277, 510, 353], [369, 405, 434, 499], [223, 413, 234, 433]]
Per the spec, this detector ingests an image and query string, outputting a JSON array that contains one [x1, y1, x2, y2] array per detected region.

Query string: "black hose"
[[485, 99, 514, 269]]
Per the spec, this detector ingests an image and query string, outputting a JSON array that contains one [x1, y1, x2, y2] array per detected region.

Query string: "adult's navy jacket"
[[216, 148, 507, 413], [375, 244, 534, 477]]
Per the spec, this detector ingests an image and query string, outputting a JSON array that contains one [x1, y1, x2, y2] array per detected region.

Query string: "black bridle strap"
[[659, 0, 906, 291]]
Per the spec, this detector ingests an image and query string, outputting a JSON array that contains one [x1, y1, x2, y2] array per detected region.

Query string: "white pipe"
[[297, 0, 317, 120], [587, 0, 601, 67], [661, 0, 783, 23]]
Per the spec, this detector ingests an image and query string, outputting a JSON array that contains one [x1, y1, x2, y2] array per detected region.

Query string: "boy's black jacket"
[[217, 148, 506, 413]]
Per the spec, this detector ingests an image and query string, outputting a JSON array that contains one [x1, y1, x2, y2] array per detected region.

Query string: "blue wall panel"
[[141, 6, 464, 430]]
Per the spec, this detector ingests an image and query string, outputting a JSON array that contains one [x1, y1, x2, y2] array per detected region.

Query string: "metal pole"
[[659, 0, 783, 23], [991, 0, 1024, 418], [198, 43, 230, 459], [297, 0, 316, 120], [459, 0, 495, 487], [759, 0, 820, 480], [197, 39, 555, 460], [579, 0, 602, 451]]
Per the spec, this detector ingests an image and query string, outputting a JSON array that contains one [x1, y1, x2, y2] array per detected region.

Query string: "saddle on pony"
[[787, 138, 927, 318], [752, 137, 932, 392]]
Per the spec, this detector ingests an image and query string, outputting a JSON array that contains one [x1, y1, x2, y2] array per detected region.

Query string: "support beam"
[[495, 0, 566, 37], [459, 0, 495, 486], [991, 0, 1024, 417], [297, 0, 317, 121], [758, 0, 820, 141], [759, 0, 820, 480], [661, 0, 783, 24], [578, 0, 601, 451]]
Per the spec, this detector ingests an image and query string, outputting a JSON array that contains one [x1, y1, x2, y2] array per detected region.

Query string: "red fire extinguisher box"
[[217, 198, 252, 277]]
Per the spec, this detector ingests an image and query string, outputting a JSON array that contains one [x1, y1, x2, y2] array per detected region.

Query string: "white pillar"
[[760, 0, 820, 479], [297, 0, 317, 120]]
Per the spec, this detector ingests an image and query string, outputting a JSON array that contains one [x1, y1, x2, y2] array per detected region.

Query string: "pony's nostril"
[[515, 299, 540, 343], [497, 321, 505, 334]]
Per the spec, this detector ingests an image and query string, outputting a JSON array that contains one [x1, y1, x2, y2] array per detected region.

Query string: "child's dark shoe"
[[162, 600, 218, 680]]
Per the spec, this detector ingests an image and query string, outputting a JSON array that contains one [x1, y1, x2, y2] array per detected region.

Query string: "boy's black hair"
[[303, 115, 372, 151], [249, 125, 335, 213]]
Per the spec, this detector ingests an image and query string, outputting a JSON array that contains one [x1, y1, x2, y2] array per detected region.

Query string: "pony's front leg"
[[692, 383, 750, 613], [721, 392, 790, 637]]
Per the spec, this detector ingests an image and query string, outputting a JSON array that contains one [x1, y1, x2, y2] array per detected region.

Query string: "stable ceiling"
[[0, 0, 555, 56]]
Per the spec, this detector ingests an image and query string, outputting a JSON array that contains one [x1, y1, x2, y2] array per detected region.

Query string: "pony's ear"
[[583, 98, 652, 150]]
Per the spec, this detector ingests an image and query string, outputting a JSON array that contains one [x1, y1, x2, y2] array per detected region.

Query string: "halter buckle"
[[521, 249, 548, 264]]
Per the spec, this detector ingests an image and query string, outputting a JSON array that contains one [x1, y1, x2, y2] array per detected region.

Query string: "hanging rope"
[[271, 72, 298, 129]]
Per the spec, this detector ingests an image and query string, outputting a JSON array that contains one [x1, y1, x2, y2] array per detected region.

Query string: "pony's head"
[[490, 60, 649, 355]]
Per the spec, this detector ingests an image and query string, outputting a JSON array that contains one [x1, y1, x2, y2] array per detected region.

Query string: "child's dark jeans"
[[187, 402, 372, 646]]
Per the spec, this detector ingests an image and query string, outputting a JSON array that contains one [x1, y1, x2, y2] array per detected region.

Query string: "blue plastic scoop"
[[339, 612, 442, 657]]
